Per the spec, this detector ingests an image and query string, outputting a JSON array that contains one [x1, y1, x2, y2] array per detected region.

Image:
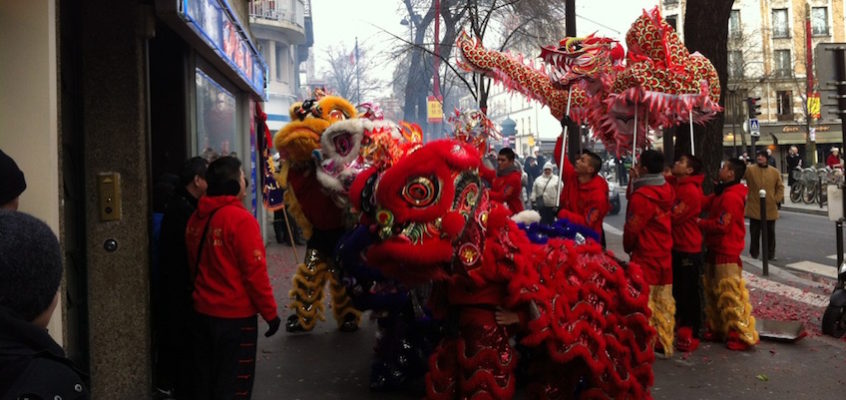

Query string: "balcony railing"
[[249, 1, 304, 28]]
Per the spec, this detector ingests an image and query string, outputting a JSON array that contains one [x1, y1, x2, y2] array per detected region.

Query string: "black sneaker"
[[339, 313, 359, 332], [285, 314, 305, 332]]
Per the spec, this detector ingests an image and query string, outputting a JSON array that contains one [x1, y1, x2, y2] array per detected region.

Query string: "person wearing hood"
[[744, 150, 784, 261], [185, 156, 279, 399], [666, 154, 705, 353], [0, 148, 26, 211], [552, 137, 610, 243], [698, 159, 759, 351], [531, 162, 561, 224], [485, 147, 524, 214], [624, 150, 676, 356]]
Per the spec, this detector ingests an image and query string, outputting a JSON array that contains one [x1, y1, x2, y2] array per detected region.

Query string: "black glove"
[[264, 317, 281, 337]]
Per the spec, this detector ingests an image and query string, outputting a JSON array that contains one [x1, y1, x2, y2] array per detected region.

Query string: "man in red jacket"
[[552, 137, 610, 244], [667, 154, 704, 352], [624, 150, 675, 356], [698, 158, 759, 351], [186, 156, 280, 399], [488, 147, 524, 214]]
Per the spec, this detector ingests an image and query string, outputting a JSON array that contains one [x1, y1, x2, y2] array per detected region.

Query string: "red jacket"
[[699, 182, 748, 258], [483, 166, 524, 214], [553, 137, 609, 238], [623, 178, 674, 271], [186, 195, 278, 321], [667, 174, 704, 253]]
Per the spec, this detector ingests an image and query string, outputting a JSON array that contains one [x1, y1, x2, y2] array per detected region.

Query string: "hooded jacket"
[[667, 174, 704, 253], [699, 182, 748, 258], [185, 195, 278, 322], [553, 137, 610, 238], [483, 164, 524, 213], [623, 175, 674, 276]]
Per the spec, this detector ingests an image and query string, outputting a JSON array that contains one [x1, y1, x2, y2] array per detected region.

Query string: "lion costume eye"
[[332, 131, 354, 156], [328, 109, 347, 122], [402, 176, 438, 207]]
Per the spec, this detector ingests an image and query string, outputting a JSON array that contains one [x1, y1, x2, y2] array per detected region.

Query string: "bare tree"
[[321, 44, 381, 104]]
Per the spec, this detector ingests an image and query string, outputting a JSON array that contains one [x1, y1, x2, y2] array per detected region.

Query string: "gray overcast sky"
[[310, 0, 661, 94]]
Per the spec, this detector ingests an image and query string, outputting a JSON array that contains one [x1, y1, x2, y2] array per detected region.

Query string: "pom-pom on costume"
[[273, 95, 362, 333], [361, 139, 657, 399], [698, 182, 759, 349]]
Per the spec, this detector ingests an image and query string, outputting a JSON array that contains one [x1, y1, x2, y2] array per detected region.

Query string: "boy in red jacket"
[[486, 147, 524, 214], [698, 158, 759, 351], [667, 154, 705, 352], [624, 150, 676, 356], [186, 156, 280, 399], [552, 136, 610, 243]]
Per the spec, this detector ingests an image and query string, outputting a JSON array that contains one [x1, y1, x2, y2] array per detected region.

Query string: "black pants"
[[192, 313, 258, 400], [538, 205, 556, 225], [749, 218, 776, 259], [672, 250, 703, 336]]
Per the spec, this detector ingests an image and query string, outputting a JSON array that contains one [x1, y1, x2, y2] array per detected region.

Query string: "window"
[[812, 7, 829, 36], [275, 43, 289, 82], [776, 90, 793, 121], [666, 15, 677, 31], [664, 0, 678, 5], [729, 10, 741, 38], [728, 51, 743, 79], [772, 9, 789, 38], [259, 40, 270, 68], [774, 50, 792, 77], [195, 69, 239, 160]]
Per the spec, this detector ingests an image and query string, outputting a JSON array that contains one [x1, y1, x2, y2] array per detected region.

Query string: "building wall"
[[0, 0, 62, 342]]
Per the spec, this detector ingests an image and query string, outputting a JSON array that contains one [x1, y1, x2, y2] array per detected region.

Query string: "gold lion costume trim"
[[703, 262, 758, 346], [648, 284, 676, 356]]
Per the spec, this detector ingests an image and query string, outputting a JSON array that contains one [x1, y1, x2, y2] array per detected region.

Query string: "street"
[[251, 195, 846, 400]]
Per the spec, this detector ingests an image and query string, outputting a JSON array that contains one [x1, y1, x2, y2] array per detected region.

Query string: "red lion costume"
[[359, 140, 657, 399]]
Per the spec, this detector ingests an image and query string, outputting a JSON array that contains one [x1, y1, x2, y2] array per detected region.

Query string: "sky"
[[309, 0, 661, 95]]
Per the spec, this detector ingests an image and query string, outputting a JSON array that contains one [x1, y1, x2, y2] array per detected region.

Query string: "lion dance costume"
[[358, 139, 658, 399], [273, 95, 361, 332]]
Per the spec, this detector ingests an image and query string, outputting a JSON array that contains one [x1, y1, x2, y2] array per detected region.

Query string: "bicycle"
[[789, 167, 804, 204]]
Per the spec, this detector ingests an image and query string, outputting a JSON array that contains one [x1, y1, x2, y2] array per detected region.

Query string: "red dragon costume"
[[358, 139, 657, 399], [273, 95, 362, 333]]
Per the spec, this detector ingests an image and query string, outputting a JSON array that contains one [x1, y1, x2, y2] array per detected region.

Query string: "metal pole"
[[834, 47, 846, 226], [837, 220, 843, 268], [760, 189, 769, 276], [565, 0, 580, 163], [731, 92, 739, 157]]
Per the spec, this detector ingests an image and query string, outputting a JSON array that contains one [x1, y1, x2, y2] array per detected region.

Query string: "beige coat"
[[744, 165, 784, 220]]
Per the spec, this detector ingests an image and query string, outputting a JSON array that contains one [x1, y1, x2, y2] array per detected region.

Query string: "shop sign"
[[427, 95, 443, 123], [179, 0, 267, 99]]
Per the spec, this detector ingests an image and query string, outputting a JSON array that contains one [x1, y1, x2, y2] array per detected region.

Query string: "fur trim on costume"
[[647, 284, 676, 357], [288, 254, 330, 331], [511, 209, 541, 225], [328, 273, 361, 328], [715, 273, 758, 346]]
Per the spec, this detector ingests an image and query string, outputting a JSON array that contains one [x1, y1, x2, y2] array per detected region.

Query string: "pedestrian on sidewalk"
[[786, 145, 802, 187], [624, 150, 676, 356], [531, 162, 560, 225], [185, 156, 280, 400], [698, 158, 759, 351], [744, 150, 784, 261], [827, 147, 843, 169], [666, 153, 705, 352]]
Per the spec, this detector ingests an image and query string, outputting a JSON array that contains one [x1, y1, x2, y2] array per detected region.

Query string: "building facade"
[[250, 0, 313, 132], [663, 0, 846, 167]]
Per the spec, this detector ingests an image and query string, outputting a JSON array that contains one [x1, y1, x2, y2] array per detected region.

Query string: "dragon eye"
[[402, 177, 438, 207], [328, 109, 347, 122], [332, 132, 353, 156]]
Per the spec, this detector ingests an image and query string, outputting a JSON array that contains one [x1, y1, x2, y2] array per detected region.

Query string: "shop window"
[[728, 50, 743, 79], [729, 10, 741, 39], [776, 90, 793, 121], [275, 43, 290, 82], [812, 7, 829, 36], [196, 69, 239, 161], [772, 9, 789, 38], [774, 50, 792, 77]]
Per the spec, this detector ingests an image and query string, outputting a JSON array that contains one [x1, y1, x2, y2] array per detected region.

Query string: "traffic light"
[[746, 97, 762, 118]]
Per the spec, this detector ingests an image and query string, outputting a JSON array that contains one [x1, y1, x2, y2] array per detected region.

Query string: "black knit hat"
[[0, 211, 63, 321], [0, 149, 26, 206]]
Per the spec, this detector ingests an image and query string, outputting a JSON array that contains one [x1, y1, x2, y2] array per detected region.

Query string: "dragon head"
[[540, 34, 623, 94], [273, 95, 357, 165], [364, 140, 489, 284]]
